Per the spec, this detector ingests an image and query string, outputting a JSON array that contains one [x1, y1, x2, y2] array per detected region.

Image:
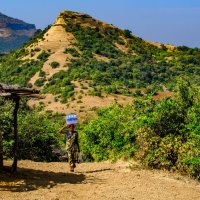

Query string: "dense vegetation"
[[0, 48, 51, 87], [79, 79, 200, 179], [60, 12, 200, 95], [0, 99, 64, 162]]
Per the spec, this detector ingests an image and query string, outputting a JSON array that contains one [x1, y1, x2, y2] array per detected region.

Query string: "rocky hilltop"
[[0, 12, 36, 53]]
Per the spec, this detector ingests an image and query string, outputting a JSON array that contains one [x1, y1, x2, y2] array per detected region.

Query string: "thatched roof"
[[0, 83, 40, 98]]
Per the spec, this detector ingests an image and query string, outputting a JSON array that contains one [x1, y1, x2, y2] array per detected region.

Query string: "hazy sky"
[[1, 0, 200, 48]]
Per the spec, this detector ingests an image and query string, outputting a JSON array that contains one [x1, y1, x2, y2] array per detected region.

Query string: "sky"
[[1, 0, 200, 48]]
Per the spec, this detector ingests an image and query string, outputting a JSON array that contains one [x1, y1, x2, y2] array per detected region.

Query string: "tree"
[[0, 98, 13, 172], [0, 131, 3, 171], [124, 29, 132, 38]]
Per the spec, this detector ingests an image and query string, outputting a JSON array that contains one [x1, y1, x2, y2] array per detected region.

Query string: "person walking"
[[59, 123, 80, 172]]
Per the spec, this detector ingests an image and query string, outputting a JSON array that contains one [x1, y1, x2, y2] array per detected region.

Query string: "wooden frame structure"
[[0, 83, 39, 172]]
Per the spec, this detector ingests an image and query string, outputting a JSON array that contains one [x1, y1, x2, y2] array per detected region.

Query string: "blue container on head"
[[66, 114, 78, 125]]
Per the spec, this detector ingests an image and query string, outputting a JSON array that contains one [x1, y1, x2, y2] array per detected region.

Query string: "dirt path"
[[0, 160, 199, 200]]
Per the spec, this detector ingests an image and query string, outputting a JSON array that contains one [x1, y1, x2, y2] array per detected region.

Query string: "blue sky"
[[1, 0, 200, 48]]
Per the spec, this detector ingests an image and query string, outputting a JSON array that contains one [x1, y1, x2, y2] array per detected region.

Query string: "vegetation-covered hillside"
[[0, 11, 199, 179], [79, 78, 200, 179], [0, 78, 199, 179], [0, 11, 200, 98]]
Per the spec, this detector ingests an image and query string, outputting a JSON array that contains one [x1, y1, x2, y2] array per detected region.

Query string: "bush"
[[18, 110, 63, 162], [50, 61, 60, 68], [64, 48, 80, 57], [35, 78, 46, 87], [135, 79, 200, 179], [124, 29, 132, 38], [37, 51, 50, 61], [0, 98, 65, 162], [39, 70, 46, 77], [79, 104, 137, 161]]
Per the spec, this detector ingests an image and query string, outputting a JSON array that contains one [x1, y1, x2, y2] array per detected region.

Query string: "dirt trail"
[[0, 160, 200, 200]]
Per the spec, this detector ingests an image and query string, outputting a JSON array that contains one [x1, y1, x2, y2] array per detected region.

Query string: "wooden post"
[[0, 84, 39, 172], [0, 131, 3, 171], [11, 95, 20, 173]]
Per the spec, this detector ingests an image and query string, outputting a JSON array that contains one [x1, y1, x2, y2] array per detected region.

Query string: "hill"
[[0, 12, 36, 53], [0, 10, 199, 118], [0, 11, 199, 181]]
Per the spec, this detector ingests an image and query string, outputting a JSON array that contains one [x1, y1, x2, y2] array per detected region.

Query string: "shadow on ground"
[[81, 168, 113, 174], [0, 167, 86, 192]]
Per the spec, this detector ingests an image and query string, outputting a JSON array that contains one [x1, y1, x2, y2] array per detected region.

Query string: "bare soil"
[[28, 80, 134, 121], [0, 160, 199, 200]]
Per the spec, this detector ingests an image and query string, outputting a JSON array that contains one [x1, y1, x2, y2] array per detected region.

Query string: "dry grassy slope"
[[27, 16, 76, 86], [28, 80, 133, 121], [147, 40, 175, 51], [24, 11, 173, 120], [23, 11, 135, 119]]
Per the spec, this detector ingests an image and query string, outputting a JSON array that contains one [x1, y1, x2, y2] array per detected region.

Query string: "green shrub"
[[124, 29, 132, 38], [34, 48, 41, 52], [78, 95, 83, 99], [64, 48, 80, 57], [50, 61, 60, 68], [37, 51, 50, 61], [39, 70, 46, 77], [0, 98, 64, 162], [134, 89, 143, 96], [18, 110, 63, 162], [135, 79, 200, 179], [35, 78, 46, 87], [79, 104, 137, 161]]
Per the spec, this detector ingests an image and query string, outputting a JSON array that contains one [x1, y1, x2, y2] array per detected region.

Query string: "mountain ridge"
[[0, 12, 36, 53]]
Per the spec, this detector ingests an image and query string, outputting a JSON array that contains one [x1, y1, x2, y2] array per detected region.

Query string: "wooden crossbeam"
[[0, 83, 39, 95]]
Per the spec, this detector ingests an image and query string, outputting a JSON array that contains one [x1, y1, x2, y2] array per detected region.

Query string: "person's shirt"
[[66, 130, 79, 151]]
